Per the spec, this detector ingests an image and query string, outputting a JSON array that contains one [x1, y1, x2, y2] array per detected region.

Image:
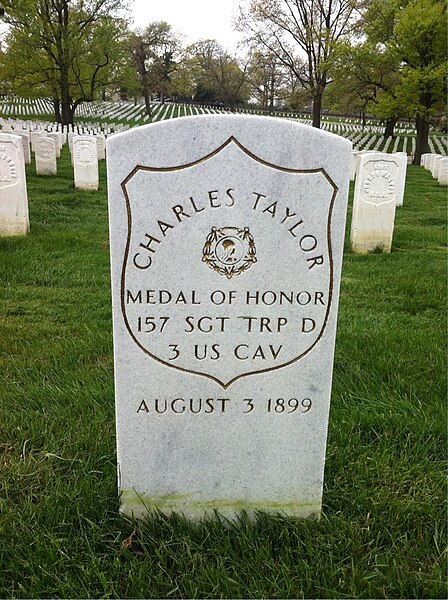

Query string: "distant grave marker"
[[73, 136, 98, 190], [35, 136, 57, 175], [438, 158, 448, 185], [350, 153, 401, 253], [107, 115, 351, 521], [394, 152, 408, 207]]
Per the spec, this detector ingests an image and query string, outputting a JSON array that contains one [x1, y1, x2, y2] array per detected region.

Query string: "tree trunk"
[[384, 117, 397, 138], [59, 3, 73, 126], [61, 97, 74, 126], [312, 94, 322, 128], [143, 85, 152, 117], [53, 98, 62, 123], [414, 114, 430, 165], [268, 76, 275, 115]]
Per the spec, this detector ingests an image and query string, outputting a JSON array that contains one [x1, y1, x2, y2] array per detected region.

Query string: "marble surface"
[[0, 133, 29, 236], [350, 152, 400, 254], [35, 136, 57, 175], [107, 115, 352, 521], [73, 136, 98, 190]]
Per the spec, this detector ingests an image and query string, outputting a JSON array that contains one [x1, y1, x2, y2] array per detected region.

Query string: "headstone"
[[350, 152, 400, 253], [394, 152, 408, 207], [16, 132, 31, 165], [35, 136, 57, 175], [73, 136, 99, 190], [351, 150, 359, 181], [431, 155, 442, 179], [47, 132, 61, 158], [107, 115, 352, 521], [420, 153, 431, 167], [96, 134, 106, 160], [30, 131, 45, 152], [426, 154, 439, 172], [437, 158, 448, 185], [0, 133, 29, 236]]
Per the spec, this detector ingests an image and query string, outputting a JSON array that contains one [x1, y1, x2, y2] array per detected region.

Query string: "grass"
[[0, 147, 446, 598]]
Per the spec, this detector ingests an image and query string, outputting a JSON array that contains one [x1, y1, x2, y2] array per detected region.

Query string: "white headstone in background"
[[394, 152, 408, 207], [350, 152, 400, 253], [16, 132, 31, 165], [431, 155, 442, 179], [107, 115, 352, 522], [426, 154, 439, 172], [47, 132, 61, 158], [437, 158, 448, 185], [420, 153, 431, 167], [96, 134, 106, 160], [351, 150, 359, 181], [73, 136, 98, 190], [30, 131, 45, 152], [35, 136, 57, 175], [0, 133, 29, 236]]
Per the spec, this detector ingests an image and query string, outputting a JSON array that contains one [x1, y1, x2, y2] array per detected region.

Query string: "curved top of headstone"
[[107, 115, 352, 190]]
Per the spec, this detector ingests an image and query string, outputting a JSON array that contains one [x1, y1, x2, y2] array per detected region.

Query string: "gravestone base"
[[119, 492, 321, 522], [0, 216, 29, 237], [350, 233, 393, 254]]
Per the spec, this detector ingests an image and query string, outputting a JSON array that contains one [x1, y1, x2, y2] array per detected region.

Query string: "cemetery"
[[0, 0, 446, 598]]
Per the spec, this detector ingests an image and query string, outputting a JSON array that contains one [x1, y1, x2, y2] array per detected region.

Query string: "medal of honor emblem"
[[202, 226, 257, 278]]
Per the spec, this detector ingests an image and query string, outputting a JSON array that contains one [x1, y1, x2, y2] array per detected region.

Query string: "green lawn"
[[0, 148, 446, 598]]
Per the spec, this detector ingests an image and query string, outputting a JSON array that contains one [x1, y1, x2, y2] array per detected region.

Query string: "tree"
[[328, 40, 402, 132], [237, 0, 361, 127], [246, 48, 289, 110], [188, 40, 250, 106], [361, 0, 447, 163], [393, 0, 447, 162], [127, 21, 181, 116], [0, 0, 129, 124]]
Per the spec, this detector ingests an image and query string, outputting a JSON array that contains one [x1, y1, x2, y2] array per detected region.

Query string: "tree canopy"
[[0, 0, 129, 124], [0, 0, 445, 148]]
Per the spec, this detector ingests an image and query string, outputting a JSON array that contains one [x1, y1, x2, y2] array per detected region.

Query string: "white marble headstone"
[[431, 155, 442, 179], [437, 158, 448, 185], [0, 133, 29, 236], [35, 137, 57, 175], [73, 136, 98, 190], [107, 115, 352, 522], [16, 132, 31, 165], [96, 134, 106, 160], [47, 132, 61, 158], [30, 131, 44, 152], [350, 152, 400, 253], [394, 152, 408, 207]]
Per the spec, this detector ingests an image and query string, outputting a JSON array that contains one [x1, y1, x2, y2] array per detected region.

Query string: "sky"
[[130, 0, 244, 52]]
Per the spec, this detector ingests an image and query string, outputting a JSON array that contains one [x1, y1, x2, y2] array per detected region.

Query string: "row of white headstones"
[[0, 126, 107, 236], [3, 103, 447, 159], [350, 150, 447, 253], [420, 153, 448, 184], [0, 123, 446, 254]]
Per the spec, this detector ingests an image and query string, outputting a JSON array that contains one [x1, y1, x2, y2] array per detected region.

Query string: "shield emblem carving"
[[120, 137, 338, 388], [360, 159, 399, 206]]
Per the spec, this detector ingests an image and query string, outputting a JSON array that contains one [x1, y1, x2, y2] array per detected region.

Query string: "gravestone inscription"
[[107, 115, 352, 521]]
